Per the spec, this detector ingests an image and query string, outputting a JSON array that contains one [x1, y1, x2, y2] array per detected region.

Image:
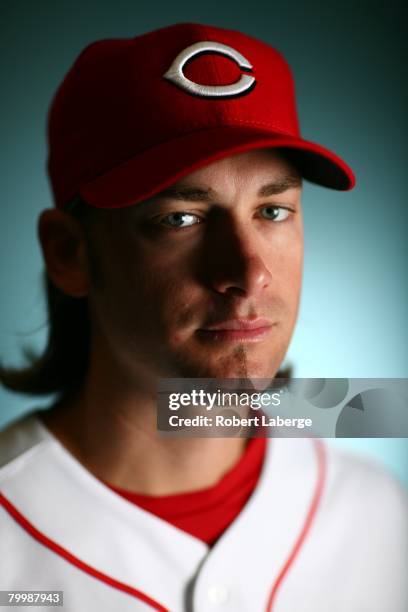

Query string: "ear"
[[38, 208, 91, 298]]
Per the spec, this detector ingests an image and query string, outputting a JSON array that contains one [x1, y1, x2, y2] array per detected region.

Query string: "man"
[[0, 22, 406, 612]]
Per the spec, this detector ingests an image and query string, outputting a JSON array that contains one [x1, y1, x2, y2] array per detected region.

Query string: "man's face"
[[87, 148, 303, 385]]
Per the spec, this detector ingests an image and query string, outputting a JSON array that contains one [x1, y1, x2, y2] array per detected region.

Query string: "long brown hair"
[[0, 199, 93, 401]]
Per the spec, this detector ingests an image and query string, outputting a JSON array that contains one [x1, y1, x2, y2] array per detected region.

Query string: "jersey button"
[[207, 585, 230, 605]]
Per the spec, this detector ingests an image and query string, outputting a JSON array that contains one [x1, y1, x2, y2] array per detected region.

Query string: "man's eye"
[[260, 206, 291, 222], [160, 212, 201, 228]]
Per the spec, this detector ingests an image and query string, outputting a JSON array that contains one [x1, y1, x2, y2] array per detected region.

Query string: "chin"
[[169, 343, 282, 383]]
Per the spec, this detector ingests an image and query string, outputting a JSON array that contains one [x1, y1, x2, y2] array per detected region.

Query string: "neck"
[[41, 341, 246, 495]]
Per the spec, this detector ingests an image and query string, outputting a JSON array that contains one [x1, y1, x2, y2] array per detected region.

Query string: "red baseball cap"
[[47, 22, 355, 210]]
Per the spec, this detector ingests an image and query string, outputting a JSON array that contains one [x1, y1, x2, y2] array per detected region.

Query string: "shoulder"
[[0, 412, 49, 474], [263, 438, 407, 556], [323, 441, 408, 516], [290, 441, 408, 609], [321, 442, 408, 577]]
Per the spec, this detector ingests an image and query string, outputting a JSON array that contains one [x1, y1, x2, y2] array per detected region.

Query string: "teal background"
[[1, 1, 407, 483]]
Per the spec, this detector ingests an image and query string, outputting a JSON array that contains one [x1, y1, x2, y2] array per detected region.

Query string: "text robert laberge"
[[168, 414, 313, 429]]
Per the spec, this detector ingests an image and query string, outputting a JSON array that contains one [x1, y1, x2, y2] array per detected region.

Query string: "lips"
[[202, 318, 272, 331], [197, 318, 274, 342]]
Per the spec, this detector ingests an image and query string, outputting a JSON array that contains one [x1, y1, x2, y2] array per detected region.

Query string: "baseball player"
[[0, 22, 407, 612]]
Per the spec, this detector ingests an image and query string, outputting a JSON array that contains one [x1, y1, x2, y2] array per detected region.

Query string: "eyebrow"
[[157, 175, 302, 202], [258, 175, 302, 196]]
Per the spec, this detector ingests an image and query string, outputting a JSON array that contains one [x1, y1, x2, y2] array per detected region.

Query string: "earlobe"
[[37, 209, 91, 298]]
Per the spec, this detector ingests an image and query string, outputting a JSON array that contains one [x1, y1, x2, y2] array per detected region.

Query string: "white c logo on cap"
[[163, 41, 255, 98]]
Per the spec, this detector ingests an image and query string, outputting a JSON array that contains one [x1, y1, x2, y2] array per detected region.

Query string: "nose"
[[202, 214, 272, 298]]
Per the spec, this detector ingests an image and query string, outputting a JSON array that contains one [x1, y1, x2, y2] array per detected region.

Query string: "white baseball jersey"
[[0, 412, 407, 611]]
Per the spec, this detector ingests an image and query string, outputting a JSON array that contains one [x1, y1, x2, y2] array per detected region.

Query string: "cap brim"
[[80, 126, 355, 209]]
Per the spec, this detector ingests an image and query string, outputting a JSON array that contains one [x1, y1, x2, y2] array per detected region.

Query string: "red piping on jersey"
[[265, 439, 327, 612], [0, 492, 168, 612]]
